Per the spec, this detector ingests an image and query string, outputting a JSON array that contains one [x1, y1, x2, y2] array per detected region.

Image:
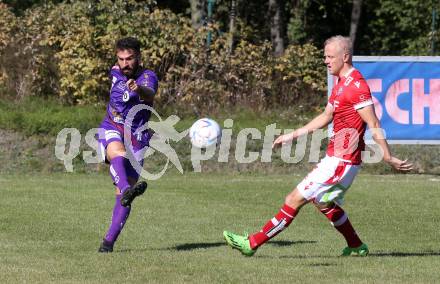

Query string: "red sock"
[[249, 204, 297, 249], [319, 204, 362, 248]]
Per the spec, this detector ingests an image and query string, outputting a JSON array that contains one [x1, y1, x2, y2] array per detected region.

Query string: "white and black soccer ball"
[[189, 118, 221, 148]]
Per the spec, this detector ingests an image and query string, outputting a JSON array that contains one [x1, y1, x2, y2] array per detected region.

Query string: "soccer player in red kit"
[[223, 35, 413, 256]]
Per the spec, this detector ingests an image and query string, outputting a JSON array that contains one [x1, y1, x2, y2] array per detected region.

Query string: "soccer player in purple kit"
[[97, 37, 158, 253]]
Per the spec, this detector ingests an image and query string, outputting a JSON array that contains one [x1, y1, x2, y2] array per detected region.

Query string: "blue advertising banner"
[[328, 56, 440, 144]]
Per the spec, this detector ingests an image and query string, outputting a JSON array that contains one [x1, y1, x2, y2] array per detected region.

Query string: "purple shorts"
[[98, 118, 151, 180]]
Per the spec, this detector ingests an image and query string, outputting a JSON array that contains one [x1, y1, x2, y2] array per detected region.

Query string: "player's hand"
[[272, 132, 296, 149], [385, 157, 413, 172], [127, 79, 139, 92]]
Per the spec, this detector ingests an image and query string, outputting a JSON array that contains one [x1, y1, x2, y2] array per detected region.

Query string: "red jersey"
[[326, 68, 373, 165]]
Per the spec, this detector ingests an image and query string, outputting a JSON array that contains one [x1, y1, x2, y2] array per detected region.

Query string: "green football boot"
[[223, 231, 256, 256], [341, 243, 369, 257]]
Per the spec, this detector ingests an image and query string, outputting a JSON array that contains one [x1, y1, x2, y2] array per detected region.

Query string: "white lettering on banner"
[[384, 79, 410, 124], [366, 78, 440, 125], [412, 79, 440, 124]]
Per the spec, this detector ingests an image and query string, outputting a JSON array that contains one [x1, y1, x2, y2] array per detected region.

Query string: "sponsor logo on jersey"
[[113, 116, 124, 124], [344, 76, 353, 86]]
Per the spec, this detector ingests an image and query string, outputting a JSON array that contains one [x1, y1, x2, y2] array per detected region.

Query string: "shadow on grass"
[[268, 240, 317, 247], [163, 240, 316, 251], [370, 251, 440, 257], [119, 241, 317, 252], [173, 242, 225, 251], [307, 262, 336, 267], [256, 254, 336, 259]]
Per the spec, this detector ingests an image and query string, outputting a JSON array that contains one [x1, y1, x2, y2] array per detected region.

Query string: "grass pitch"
[[1, 172, 440, 283]]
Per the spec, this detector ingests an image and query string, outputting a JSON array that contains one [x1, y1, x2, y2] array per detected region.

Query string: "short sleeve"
[[350, 80, 373, 110], [137, 70, 159, 94]]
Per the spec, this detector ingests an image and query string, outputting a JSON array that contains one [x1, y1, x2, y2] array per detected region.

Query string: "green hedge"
[[0, 97, 103, 136], [0, 0, 326, 112]]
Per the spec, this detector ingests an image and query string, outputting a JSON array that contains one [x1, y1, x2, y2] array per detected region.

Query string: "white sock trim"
[[267, 219, 287, 237], [280, 208, 294, 218]]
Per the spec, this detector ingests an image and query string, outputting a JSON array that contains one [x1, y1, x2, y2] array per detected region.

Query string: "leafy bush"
[[0, 2, 58, 99], [0, 3, 19, 94], [0, 0, 326, 111], [274, 43, 326, 105]]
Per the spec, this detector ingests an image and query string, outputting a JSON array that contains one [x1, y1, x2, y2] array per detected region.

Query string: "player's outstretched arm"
[[127, 79, 155, 103], [357, 105, 413, 172], [273, 103, 333, 148]]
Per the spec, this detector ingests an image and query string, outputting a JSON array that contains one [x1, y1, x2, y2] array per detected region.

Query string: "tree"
[[2, 0, 63, 15], [190, 0, 206, 29], [269, 0, 285, 56], [228, 0, 237, 53], [287, 0, 308, 45], [349, 0, 362, 51], [360, 0, 440, 55]]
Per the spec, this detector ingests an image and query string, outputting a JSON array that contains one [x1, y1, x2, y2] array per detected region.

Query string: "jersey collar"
[[341, 67, 355, 78]]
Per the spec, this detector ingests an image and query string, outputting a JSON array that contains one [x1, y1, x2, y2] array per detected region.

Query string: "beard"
[[120, 62, 139, 78], [122, 68, 133, 76]]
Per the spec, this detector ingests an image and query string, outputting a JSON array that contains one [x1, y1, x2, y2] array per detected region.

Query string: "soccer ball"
[[189, 118, 221, 148]]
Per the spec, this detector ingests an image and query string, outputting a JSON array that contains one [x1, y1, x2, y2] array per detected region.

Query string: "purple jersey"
[[106, 67, 158, 131]]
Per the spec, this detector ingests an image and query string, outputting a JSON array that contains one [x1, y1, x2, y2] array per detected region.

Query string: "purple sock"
[[104, 195, 131, 244], [109, 156, 131, 193]]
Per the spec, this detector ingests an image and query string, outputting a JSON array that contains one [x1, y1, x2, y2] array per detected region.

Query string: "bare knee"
[[285, 188, 308, 210], [106, 141, 126, 161]]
